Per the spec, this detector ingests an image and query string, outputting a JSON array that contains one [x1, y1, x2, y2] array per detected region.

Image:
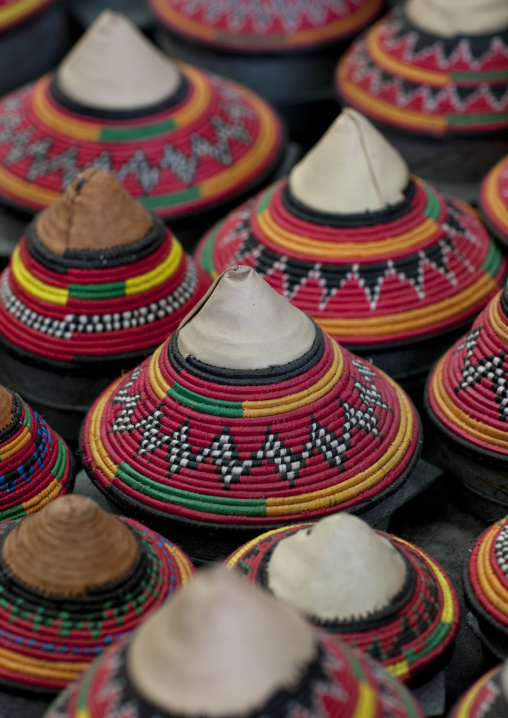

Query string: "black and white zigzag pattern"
[[495, 524, 508, 577], [227, 201, 476, 310], [455, 327, 508, 421], [111, 359, 389, 489], [0, 84, 255, 193]]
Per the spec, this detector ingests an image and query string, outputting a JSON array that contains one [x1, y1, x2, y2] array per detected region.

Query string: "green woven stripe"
[[68, 280, 125, 300], [0, 504, 26, 521], [422, 183, 441, 221], [482, 238, 503, 277], [199, 224, 223, 274], [116, 462, 268, 516], [257, 183, 277, 214], [404, 622, 452, 666], [51, 439, 68, 480], [449, 112, 508, 125], [22, 400, 32, 431], [168, 382, 244, 417], [100, 118, 177, 142], [139, 186, 202, 210], [451, 70, 508, 82]]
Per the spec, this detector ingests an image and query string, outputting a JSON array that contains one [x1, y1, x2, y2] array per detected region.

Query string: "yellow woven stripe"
[[257, 205, 438, 259], [0, 163, 60, 206], [337, 60, 448, 133], [318, 273, 498, 338], [483, 159, 508, 232], [0, 646, 87, 681], [173, 63, 212, 126], [0, 0, 48, 29], [167, 543, 195, 584], [22, 478, 65, 513], [243, 342, 343, 417], [387, 658, 410, 678], [477, 522, 508, 614], [454, 668, 500, 718], [266, 376, 413, 516], [489, 290, 508, 343], [225, 524, 309, 569], [149, 344, 172, 400], [88, 381, 123, 483], [33, 77, 100, 142], [11, 245, 68, 305], [352, 680, 376, 718], [367, 23, 449, 88], [200, 89, 277, 197], [125, 238, 182, 295], [430, 351, 508, 449], [0, 425, 30, 460]]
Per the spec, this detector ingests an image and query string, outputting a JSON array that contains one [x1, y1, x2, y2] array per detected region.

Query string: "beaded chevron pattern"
[[150, 0, 383, 51], [0, 0, 52, 32], [82, 323, 420, 526], [427, 288, 508, 456], [0, 221, 210, 364], [0, 392, 74, 521], [226, 524, 458, 683], [464, 518, 508, 645], [0, 517, 193, 692], [336, 7, 508, 136], [197, 178, 506, 346], [0, 64, 282, 217], [44, 629, 423, 718], [481, 155, 508, 247]]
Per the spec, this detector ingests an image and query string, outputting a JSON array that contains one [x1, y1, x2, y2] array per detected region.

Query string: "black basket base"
[[467, 610, 508, 662], [154, 28, 343, 141]]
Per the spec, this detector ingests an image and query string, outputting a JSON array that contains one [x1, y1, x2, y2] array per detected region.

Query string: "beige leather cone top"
[[128, 567, 316, 717], [177, 265, 316, 370], [288, 109, 409, 215], [2, 495, 139, 596], [406, 0, 508, 36], [267, 514, 408, 622], [0, 387, 13, 432], [57, 10, 181, 110], [35, 169, 154, 255]]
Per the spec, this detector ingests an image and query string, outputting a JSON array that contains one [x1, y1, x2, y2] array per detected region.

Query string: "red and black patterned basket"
[[81, 315, 422, 562], [225, 522, 459, 685], [336, 5, 508, 137]]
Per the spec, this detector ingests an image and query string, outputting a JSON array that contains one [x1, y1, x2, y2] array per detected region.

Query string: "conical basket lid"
[[0, 494, 194, 693], [43, 567, 424, 718], [0, 169, 210, 366], [81, 266, 421, 537], [0, 12, 283, 220], [226, 514, 459, 683], [150, 0, 384, 51], [197, 111, 505, 349], [336, 2, 508, 136]]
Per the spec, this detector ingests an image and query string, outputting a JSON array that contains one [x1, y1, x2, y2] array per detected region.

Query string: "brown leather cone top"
[[35, 168, 154, 255], [0, 387, 14, 432], [2, 495, 139, 596]]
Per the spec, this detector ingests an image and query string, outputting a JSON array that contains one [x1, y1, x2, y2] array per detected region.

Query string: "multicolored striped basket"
[[43, 625, 424, 718], [150, 0, 384, 52], [481, 156, 508, 248], [426, 283, 508, 518], [0, 169, 211, 441], [196, 176, 506, 361], [0, 499, 194, 694], [81, 312, 422, 561], [225, 523, 459, 684], [449, 665, 506, 718], [336, 6, 508, 137], [464, 517, 508, 659], [0, 387, 75, 522], [0, 63, 283, 223]]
